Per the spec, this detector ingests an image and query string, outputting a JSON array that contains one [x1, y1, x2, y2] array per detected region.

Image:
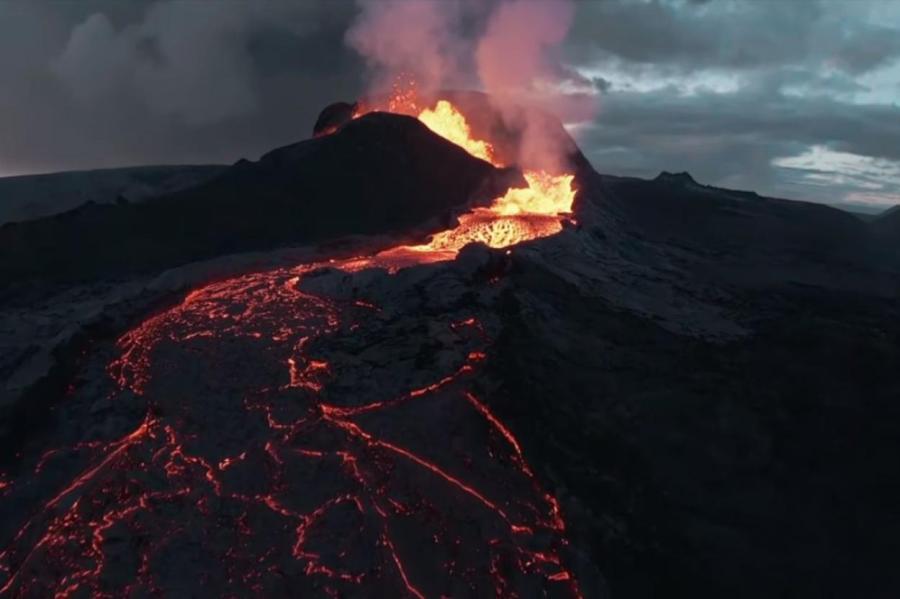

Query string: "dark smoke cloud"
[[0, 1, 362, 176]]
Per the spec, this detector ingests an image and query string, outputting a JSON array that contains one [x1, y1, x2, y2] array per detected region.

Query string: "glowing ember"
[[385, 77, 421, 115], [0, 93, 584, 597]]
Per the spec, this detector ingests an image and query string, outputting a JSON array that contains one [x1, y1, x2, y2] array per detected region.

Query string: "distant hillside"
[[826, 202, 899, 222], [875, 204, 900, 220], [0, 165, 226, 226], [871, 203, 900, 247], [601, 170, 874, 263], [0, 113, 511, 288]]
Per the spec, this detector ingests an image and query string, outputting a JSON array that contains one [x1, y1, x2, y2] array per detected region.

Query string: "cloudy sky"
[[2, 0, 899, 212]]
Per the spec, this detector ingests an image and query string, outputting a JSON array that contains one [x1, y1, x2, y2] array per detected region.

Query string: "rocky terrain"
[[0, 165, 225, 226], [1, 101, 899, 598]]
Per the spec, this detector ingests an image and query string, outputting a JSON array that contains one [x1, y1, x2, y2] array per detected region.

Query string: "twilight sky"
[[1, 0, 899, 212]]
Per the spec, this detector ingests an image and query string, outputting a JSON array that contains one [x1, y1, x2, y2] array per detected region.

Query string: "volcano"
[[1, 93, 899, 599]]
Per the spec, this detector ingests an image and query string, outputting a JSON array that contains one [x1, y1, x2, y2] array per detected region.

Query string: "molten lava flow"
[[0, 96, 585, 597], [360, 97, 577, 263], [494, 171, 576, 216], [418, 100, 495, 163]]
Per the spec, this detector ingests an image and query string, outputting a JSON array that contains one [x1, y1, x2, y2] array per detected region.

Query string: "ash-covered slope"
[[0, 112, 512, 289], [597, 170, 899, 292], [477, 170, 900, 599], [607, 170, 870, 259]]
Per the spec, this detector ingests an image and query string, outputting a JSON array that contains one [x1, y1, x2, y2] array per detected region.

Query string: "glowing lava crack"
[[0, 100, 583, 597]]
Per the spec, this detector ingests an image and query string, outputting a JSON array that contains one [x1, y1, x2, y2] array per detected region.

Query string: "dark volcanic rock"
[[0, 112, 509, 289], [653, 170, 697, 185], [870, 204, 900, 261], [312, 101, 357, 136], [597, 172, 898, 293], [474, 171, 900, 599]]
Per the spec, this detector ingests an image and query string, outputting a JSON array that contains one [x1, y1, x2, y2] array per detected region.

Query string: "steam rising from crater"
[[345, 0, 596, 173], [346, 1, 465, 93]]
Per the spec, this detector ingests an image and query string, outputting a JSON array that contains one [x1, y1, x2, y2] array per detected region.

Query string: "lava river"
[[0, 100, 584, 597]]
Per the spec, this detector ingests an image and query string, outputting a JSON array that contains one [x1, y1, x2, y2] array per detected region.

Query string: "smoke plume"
[[476, 0, 574, 95], [476, 0, 589, 172], [345, 0, 465, 94], [345, 0, 595, 172]]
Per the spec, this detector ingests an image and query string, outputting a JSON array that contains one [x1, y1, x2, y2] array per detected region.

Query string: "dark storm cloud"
[[0, 1, 363, 176], [566, 0, 900, 75], [562, 0, 900, 207]]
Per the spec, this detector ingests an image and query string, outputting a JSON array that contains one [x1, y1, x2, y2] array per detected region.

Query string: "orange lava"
[[0, 93, 585, 597], [418, 100, 495, 163], [357, 95, 576, 264]]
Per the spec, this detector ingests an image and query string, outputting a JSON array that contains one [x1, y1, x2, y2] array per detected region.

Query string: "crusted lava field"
[[0, 252, 587, 597]]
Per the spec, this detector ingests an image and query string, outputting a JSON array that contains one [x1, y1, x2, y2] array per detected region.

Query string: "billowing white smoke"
[[476, 0, 584, 172], [476, 0, 574, 94], [345, 0, 465, 93], [345, 0, 597, 172]]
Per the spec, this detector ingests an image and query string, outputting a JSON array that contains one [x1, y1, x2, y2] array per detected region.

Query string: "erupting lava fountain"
[[358, 96, 578, 267]]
